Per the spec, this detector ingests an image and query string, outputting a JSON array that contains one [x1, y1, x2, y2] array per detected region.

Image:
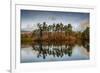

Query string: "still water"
[[21, 43, 89, 63]]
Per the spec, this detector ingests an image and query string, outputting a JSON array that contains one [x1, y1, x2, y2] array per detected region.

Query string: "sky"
[[21, 10, 89, 32]]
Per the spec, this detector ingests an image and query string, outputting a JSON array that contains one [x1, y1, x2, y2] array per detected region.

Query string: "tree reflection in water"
[[82, 40, 89, 52], [32, 42, 77, 59], [31, 40, 89, 59]]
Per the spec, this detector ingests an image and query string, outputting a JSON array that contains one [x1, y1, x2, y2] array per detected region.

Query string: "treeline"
[[21, 22, 89, 45]]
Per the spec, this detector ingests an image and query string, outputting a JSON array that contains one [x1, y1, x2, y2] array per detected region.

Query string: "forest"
[[21, 22, 89, 47]]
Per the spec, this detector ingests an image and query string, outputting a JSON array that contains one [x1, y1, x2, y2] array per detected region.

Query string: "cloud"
[[21, 24, 38, 31], [78, 19, 89, 31]]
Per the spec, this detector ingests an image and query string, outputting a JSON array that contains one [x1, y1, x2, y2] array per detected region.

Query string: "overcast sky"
[[21, 10, 89, 32]]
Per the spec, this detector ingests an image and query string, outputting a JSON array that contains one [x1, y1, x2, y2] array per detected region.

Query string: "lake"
[[21, 42, 89, 63]]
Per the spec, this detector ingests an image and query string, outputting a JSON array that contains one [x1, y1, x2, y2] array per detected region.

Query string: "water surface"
[[21, 43, 89, 63]]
